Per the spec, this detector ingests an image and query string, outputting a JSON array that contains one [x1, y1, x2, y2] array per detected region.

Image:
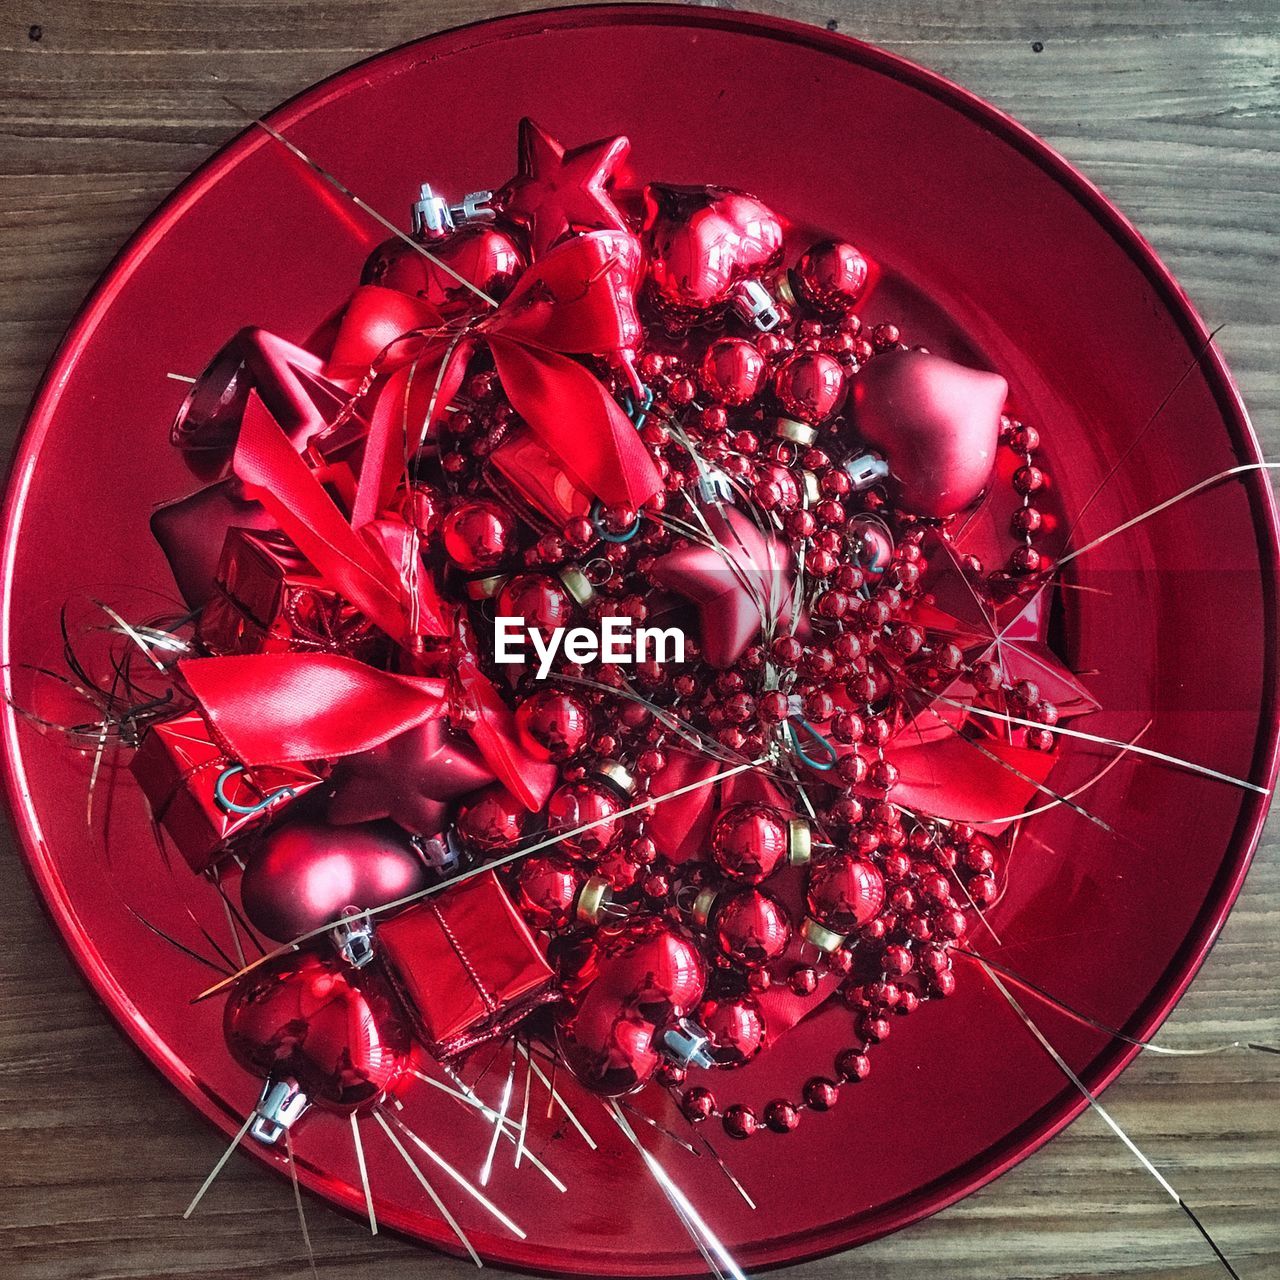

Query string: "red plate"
[[3, 7, 1277, 1275]]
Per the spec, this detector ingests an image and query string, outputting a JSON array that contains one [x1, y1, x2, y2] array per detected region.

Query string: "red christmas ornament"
[[497, 573, 575, 633], [362, 224, 526, 317], [515, 689, 592, 761], [711, 803, 789, 883], [642, 184, 784, 323], [713, 887, 792, 968], [773, 349, 846, 437], [441, 499, 515, 572], [513, 854, 583, 930], [698, 996, 766, 1068], [224, 952, 410, 1113], [547, 780, 623, 859], [554, 917, 706, 1095], [806, 855, 886, 934], [498, 117, 631, 258], [790, 240, 869, 315], [650, 505, 796, 668], [700, 337, 767, 406], [241, 819, 432, 941], [326, 718, 495, 836], [853, 349, 1007, 518], [455, 783, 530, 850]]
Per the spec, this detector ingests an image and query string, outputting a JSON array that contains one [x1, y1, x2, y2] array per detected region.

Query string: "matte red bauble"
[[515, 689, 592, 761], [362, 224, 526, 317], [497, 573, 575, 633], [241, 819, 432, 942], [713, 888, 792, 968], [547, 780, 623, 858], [774, 349, 846, 425], [514, 854, 582, 930], [700, 337, 767, 406], [224, 952, 411, 1112], [441, 499, 515, 572], [853, 349, 1007, 518], [698, 996, 765, 1068], [806, 855, 886, 933], [790, 240, 869, 315], [642, 184, 784, 322], [711, 803, 788, 883], [455, 783, 529, 850]]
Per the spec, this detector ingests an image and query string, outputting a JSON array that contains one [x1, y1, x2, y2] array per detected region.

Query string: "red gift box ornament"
[[374, 870, 558, 1058], [196, 526, 382, 660], [130, 709, 323, 872]]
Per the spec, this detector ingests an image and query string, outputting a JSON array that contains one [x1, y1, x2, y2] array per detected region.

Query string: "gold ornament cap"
[[787, 818, 812, 866], [558, 566, 596, 605], [592, 759, 636, 796], [691, 886, 720, 930], [465, 573, 506, 600], [774, 417, 818, 447], [800, 917, 846, 952], [576, 875, 612, 926]]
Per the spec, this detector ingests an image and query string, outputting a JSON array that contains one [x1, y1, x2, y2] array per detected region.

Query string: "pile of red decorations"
[[111, 117, 1099, 1151]]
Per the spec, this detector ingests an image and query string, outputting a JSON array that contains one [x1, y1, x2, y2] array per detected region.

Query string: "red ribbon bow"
[[180, 646, 556, 812]]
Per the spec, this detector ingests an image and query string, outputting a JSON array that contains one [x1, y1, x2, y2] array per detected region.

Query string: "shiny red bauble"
[[806, 855, 886, 933], [713, 887, 792, 968], [513, 854, 582, 930], [514, 689, 592, 761], [642, 184, 784, 321], [455, 783, 528, 850], [790, 240, 869, 315], [362, 224, 526, 318], [441, 498, 515, 572], [224, 952, 410, 1112], [554, 917, 706, 1095], [497, 573, 575, 633], [773, 349, 846, 425], [700, 337, 767, 406], [547, 780, 623, 858], [241, 819, 432, 942], [853, 349, 1007, 518], [711, 802, 789, 883], [848, 515, 894, 577], [698, 996, 765, 1068]]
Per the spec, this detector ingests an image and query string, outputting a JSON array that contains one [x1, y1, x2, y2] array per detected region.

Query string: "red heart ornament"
[[853, 349, 1007, 518], [224, 951, 411, 1112], [642, 184, 784, 323]]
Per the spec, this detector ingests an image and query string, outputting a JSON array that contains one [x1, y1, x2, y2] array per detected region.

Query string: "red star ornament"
[[498, 118, 631, 258], [650, 506, 798, 669], [326, 717, 495, 836]]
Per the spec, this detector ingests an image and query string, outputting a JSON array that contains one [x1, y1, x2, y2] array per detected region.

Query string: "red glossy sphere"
[[514, 689, 592, 761], [791, 240, 869, 315], [698, 996, 765, 1068], [714, 887, 792, 968], [362, 224, 526, 317], [700, 337, 767, 406], [513, 854, 582, 930], [455, 783, 528, 850], [241, 819, 431, 942], [773, 350, 846, 425], [224, 952, 410, 1112], [441, 499, 514, 572], [548, 780, 623, 859], [497, 573, 575, 633], [806, 855, 887, 933], [711, 802, 789, 883]]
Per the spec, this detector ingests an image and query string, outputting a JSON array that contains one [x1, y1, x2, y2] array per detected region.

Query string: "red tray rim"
[[2, 6, 1278, 1274]]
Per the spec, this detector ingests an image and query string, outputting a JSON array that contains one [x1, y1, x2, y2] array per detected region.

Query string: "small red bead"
[[803, 1077, 840, 1111], [722, 1104, 759, 1140], [764, 1099, 801, 1133], [681, 1087, 716, 1123]]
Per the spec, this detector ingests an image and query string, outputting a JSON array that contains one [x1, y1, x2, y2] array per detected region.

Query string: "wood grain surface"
[[1, 2, 1277, 1277]]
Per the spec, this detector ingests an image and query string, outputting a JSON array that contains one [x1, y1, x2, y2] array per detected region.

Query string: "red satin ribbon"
[[342, 230, 661, 523], [180, 651, 555, 811]]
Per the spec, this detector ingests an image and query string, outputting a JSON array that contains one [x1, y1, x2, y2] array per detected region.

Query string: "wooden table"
[[1, 2, 1276, 1277]]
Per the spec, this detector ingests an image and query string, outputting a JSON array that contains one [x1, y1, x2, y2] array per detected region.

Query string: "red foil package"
[[130, 710, 323, 872], [376, 870, 558, 1057]]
